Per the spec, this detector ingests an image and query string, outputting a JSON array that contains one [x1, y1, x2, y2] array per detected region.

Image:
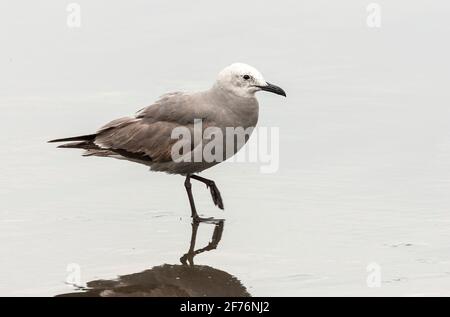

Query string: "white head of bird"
[[215, 63, 286, 99]]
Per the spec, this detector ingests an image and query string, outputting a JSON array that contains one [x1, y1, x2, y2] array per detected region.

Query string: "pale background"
[[1, 0, 450, 296]]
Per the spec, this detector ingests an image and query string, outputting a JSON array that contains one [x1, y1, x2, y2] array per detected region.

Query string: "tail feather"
[[56, 141, 100, 150], [48, 134, 96, 143]]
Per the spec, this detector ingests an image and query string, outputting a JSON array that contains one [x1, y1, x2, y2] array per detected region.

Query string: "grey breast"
[[87, 88, 259, 175]]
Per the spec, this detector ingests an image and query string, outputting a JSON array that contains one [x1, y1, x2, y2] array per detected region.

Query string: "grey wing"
[[94, 119, 183, 162], [92, 92, 201, 163]]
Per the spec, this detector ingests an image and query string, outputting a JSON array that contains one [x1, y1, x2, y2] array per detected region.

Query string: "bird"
[[49, 63, 286, 221]]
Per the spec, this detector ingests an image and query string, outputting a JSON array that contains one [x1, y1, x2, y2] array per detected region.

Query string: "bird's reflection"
[[57, 219, 250, 297], [180, 219, 224, 266]]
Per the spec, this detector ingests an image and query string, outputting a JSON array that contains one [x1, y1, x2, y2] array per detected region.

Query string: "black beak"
[[257, 82, 287, 97]]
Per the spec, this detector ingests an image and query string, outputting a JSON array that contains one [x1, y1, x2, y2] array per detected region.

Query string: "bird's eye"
[[243, 75, 250, 80]]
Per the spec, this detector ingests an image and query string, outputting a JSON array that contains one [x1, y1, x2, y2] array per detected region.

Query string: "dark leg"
[[185, 174, 216, 221], [180, 220, 200, 265], [190, 175, 224, 210], [180, 219, 225, 266], [184, 174, 199, 220]]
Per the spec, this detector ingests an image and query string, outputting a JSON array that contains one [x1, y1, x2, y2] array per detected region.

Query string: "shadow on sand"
[[56, 219, 250, 297]]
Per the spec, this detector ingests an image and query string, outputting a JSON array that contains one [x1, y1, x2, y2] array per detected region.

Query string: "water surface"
[[1, 1, 450, 296]]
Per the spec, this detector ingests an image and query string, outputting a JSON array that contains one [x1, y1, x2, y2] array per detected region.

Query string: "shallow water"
[[1, 1, 450, 296]]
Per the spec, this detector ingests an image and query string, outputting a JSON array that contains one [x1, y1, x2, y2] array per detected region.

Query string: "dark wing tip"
[[48, 134, 97, 144]]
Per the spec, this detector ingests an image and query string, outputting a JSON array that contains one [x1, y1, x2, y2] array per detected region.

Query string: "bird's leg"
[[184, 174, 199, 220], [190, 175, 224, 210], [180, 219, 225, 266], [180, 220, 200, 265]]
